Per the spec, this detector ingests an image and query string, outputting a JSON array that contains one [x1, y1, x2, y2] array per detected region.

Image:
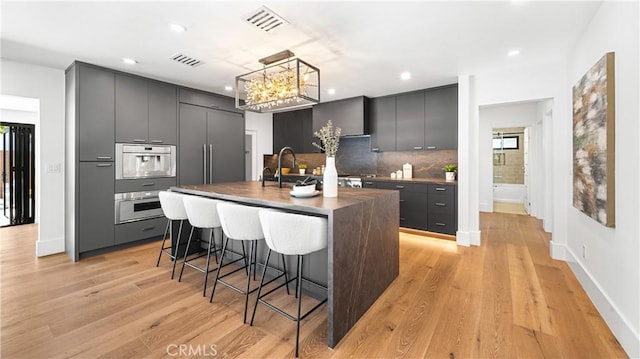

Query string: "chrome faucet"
[[277, 146, 296, 188]]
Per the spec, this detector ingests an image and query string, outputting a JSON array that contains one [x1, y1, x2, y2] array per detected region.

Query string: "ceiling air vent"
[[244, 6, 288, 33], [169, 53, 204, 67]]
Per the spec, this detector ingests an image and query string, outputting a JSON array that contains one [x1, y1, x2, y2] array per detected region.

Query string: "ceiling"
[[1, 1, 601, 101]]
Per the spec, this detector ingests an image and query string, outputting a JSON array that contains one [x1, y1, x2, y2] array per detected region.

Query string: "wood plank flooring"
[[0, 213, 628, 358]]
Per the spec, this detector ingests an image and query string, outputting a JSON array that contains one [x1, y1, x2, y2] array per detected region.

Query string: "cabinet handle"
[[202, 144, 207, 184], [413, 146, 423, 150], [435, 187, 446, 191], [142, 182, 155, 187], [209, 144, 213, 184], [96, 163, 112, 167], [400, 217, 405, 221], [372, 147, 380, 152], [426, 146, 437, 150], [435, 202, 446, 206], [396, 185, 405, 189], [150, 140, 164, 143], [210, 104, 219, 109], [133, 139, 146, 143], [435, 222, 446, 226], [399, 199, 405, 203], [364, 181, 373, 185], [142, 226, 156, 231], [96, 156, 112, 160]]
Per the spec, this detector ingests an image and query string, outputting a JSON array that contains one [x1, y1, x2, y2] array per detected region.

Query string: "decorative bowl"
[[281, 168, 291, 175], [292, 184, 317, 195]]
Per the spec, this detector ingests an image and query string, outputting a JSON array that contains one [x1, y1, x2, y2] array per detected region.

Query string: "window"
[[493, 136, 519, 150]]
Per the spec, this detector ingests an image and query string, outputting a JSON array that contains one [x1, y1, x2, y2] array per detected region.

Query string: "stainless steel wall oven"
[[114, 190, 163, 224]]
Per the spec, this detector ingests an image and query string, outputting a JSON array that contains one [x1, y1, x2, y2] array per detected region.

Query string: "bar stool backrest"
[[159, 191, 188, 221], [183, 196, 222, 229], [216, 202, 264, 241], [258, 210, 328, 256]]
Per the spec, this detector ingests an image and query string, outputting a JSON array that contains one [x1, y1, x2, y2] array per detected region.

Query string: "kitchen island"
[[172, 181, 399, 348]]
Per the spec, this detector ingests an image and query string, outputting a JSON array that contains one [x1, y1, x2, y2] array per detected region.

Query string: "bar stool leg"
[[210, 235, 229, 303], [212, 229, 219, 264], [281, 254, 290, 295], [250, 248, 272, 326], [170, 220, 184, 280], [202, 229, 214, 296], [178, 226, 195, 282], [295, 254, 304, 357], [156, 219, 171, 267], [243, 240, 254, 324]]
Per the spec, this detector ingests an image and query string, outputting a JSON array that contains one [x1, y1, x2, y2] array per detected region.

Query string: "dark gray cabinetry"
[[115, 74, 148, 143], [424, 85, 458, 150], [78, 162, 115, 252], [370, 96, 396, 152], [426, 184, 457, 235], [363, 180, 457, 235], [395, 92, 425, 151], [115, 177, 177, 193], [116, 75, 177, 144], [179, 103, 245, 186], [78, 65, 115, 161], [179, 88, 238, 113], [148, 81, 178, 144], [312, 96, 369, 136], [273, 109, 314, 153], [115, 217, 166, 245]]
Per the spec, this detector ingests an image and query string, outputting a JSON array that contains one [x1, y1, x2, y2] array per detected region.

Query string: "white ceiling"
[[1, 1, 601, 101]]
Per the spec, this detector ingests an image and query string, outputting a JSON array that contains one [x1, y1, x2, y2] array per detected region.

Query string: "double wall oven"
[[114, 144, 176, 224]]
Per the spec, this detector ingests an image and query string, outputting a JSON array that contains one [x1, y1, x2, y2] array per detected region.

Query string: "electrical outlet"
[[46, 163, 62, 173], [582, 244, 587, 260]]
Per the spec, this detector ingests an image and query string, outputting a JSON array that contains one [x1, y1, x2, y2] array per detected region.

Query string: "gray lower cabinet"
[[364, 180, 457, 235], [78, 162, 115, 252], [78, 65, 115, 162], [179, 103, 245, 186], [115, 217, 166, 245], [395, 92, 425, 151], [370, 96, 396, 152]]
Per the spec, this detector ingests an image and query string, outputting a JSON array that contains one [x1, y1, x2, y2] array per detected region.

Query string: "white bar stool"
[[178, 196, 223, 296], [252, 210, 328, 358], [210, 202, 290, 324], [157, 191, 189, 279]]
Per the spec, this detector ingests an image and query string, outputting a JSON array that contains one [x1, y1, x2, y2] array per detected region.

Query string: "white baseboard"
[[549, 240, 566, 260], [36, 237, 65, 257], [456, 230, 482, 247], [564, 245, 639, 358], [493, 198, 523, 204], [469, 230, 481, 246], [479, 202, 492, 212]]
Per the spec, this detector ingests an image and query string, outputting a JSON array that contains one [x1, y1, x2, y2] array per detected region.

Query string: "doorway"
[[245, 133, 252, 181], [1, 122, 36, 226], [492, 126, 527, 215]]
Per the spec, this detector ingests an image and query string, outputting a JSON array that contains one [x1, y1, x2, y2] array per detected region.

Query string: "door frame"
[[245, 129, 258, 181]]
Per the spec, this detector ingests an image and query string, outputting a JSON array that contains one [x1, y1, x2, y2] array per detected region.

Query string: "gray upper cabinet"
[[115, 74, 148, 144], [116, 75, 178, 144], [148, 81, 177, 144], [395, 92, 425, 151], [178, 103, 244, 186], [78, 65, 115, 161], [312, 96, 369, 136], [424, 85, 458, 150], [78, 161, 115, 252], [370, 96, 396, 152], [273, 109, 315, 154], [179, 88, 239, 113]]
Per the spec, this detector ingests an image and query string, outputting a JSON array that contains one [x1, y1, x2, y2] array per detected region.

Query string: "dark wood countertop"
[[172, 181, 397, 215]]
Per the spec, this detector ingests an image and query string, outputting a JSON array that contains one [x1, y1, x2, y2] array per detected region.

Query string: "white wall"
[[565, 2, 639, 356], [244, 111, 273, 180], [1, 60, 65, 257], [478, 101, 540, 213]]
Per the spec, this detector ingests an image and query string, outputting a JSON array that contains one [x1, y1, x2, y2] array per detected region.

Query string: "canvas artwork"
[[572, 52, 615, 227]]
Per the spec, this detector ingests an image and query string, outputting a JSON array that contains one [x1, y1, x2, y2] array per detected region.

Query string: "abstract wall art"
[[572, 52, 615, 227]]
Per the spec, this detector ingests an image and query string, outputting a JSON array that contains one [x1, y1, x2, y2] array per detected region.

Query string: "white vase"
[[445, 172, 456, 181], [323, 156, 338, 197]]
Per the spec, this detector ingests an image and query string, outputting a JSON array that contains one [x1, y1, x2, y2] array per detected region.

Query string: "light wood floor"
[[493, 202, 528, 215], [0, 214, 627, 358]]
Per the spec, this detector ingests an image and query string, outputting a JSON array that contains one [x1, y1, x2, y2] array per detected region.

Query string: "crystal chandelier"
[[235, 50, 320, 112]]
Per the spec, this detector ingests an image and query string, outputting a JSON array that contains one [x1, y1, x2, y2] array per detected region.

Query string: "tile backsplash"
[[265, 136, 457, 178]]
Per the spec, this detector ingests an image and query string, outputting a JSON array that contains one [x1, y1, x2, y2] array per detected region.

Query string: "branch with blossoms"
[[312, 120, 341, 157]]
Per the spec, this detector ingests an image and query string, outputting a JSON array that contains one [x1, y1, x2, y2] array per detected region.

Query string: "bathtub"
[[493, 183, 526, 203]]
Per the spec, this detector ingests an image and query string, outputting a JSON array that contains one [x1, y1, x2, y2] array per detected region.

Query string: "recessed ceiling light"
[[122, 58, 137, 65], [327, 88, 336, 95], [224, 86, 233, 92], [508, 49, 520, 57], [169, 23, 187, 33], [400, 72, 411, 80]]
